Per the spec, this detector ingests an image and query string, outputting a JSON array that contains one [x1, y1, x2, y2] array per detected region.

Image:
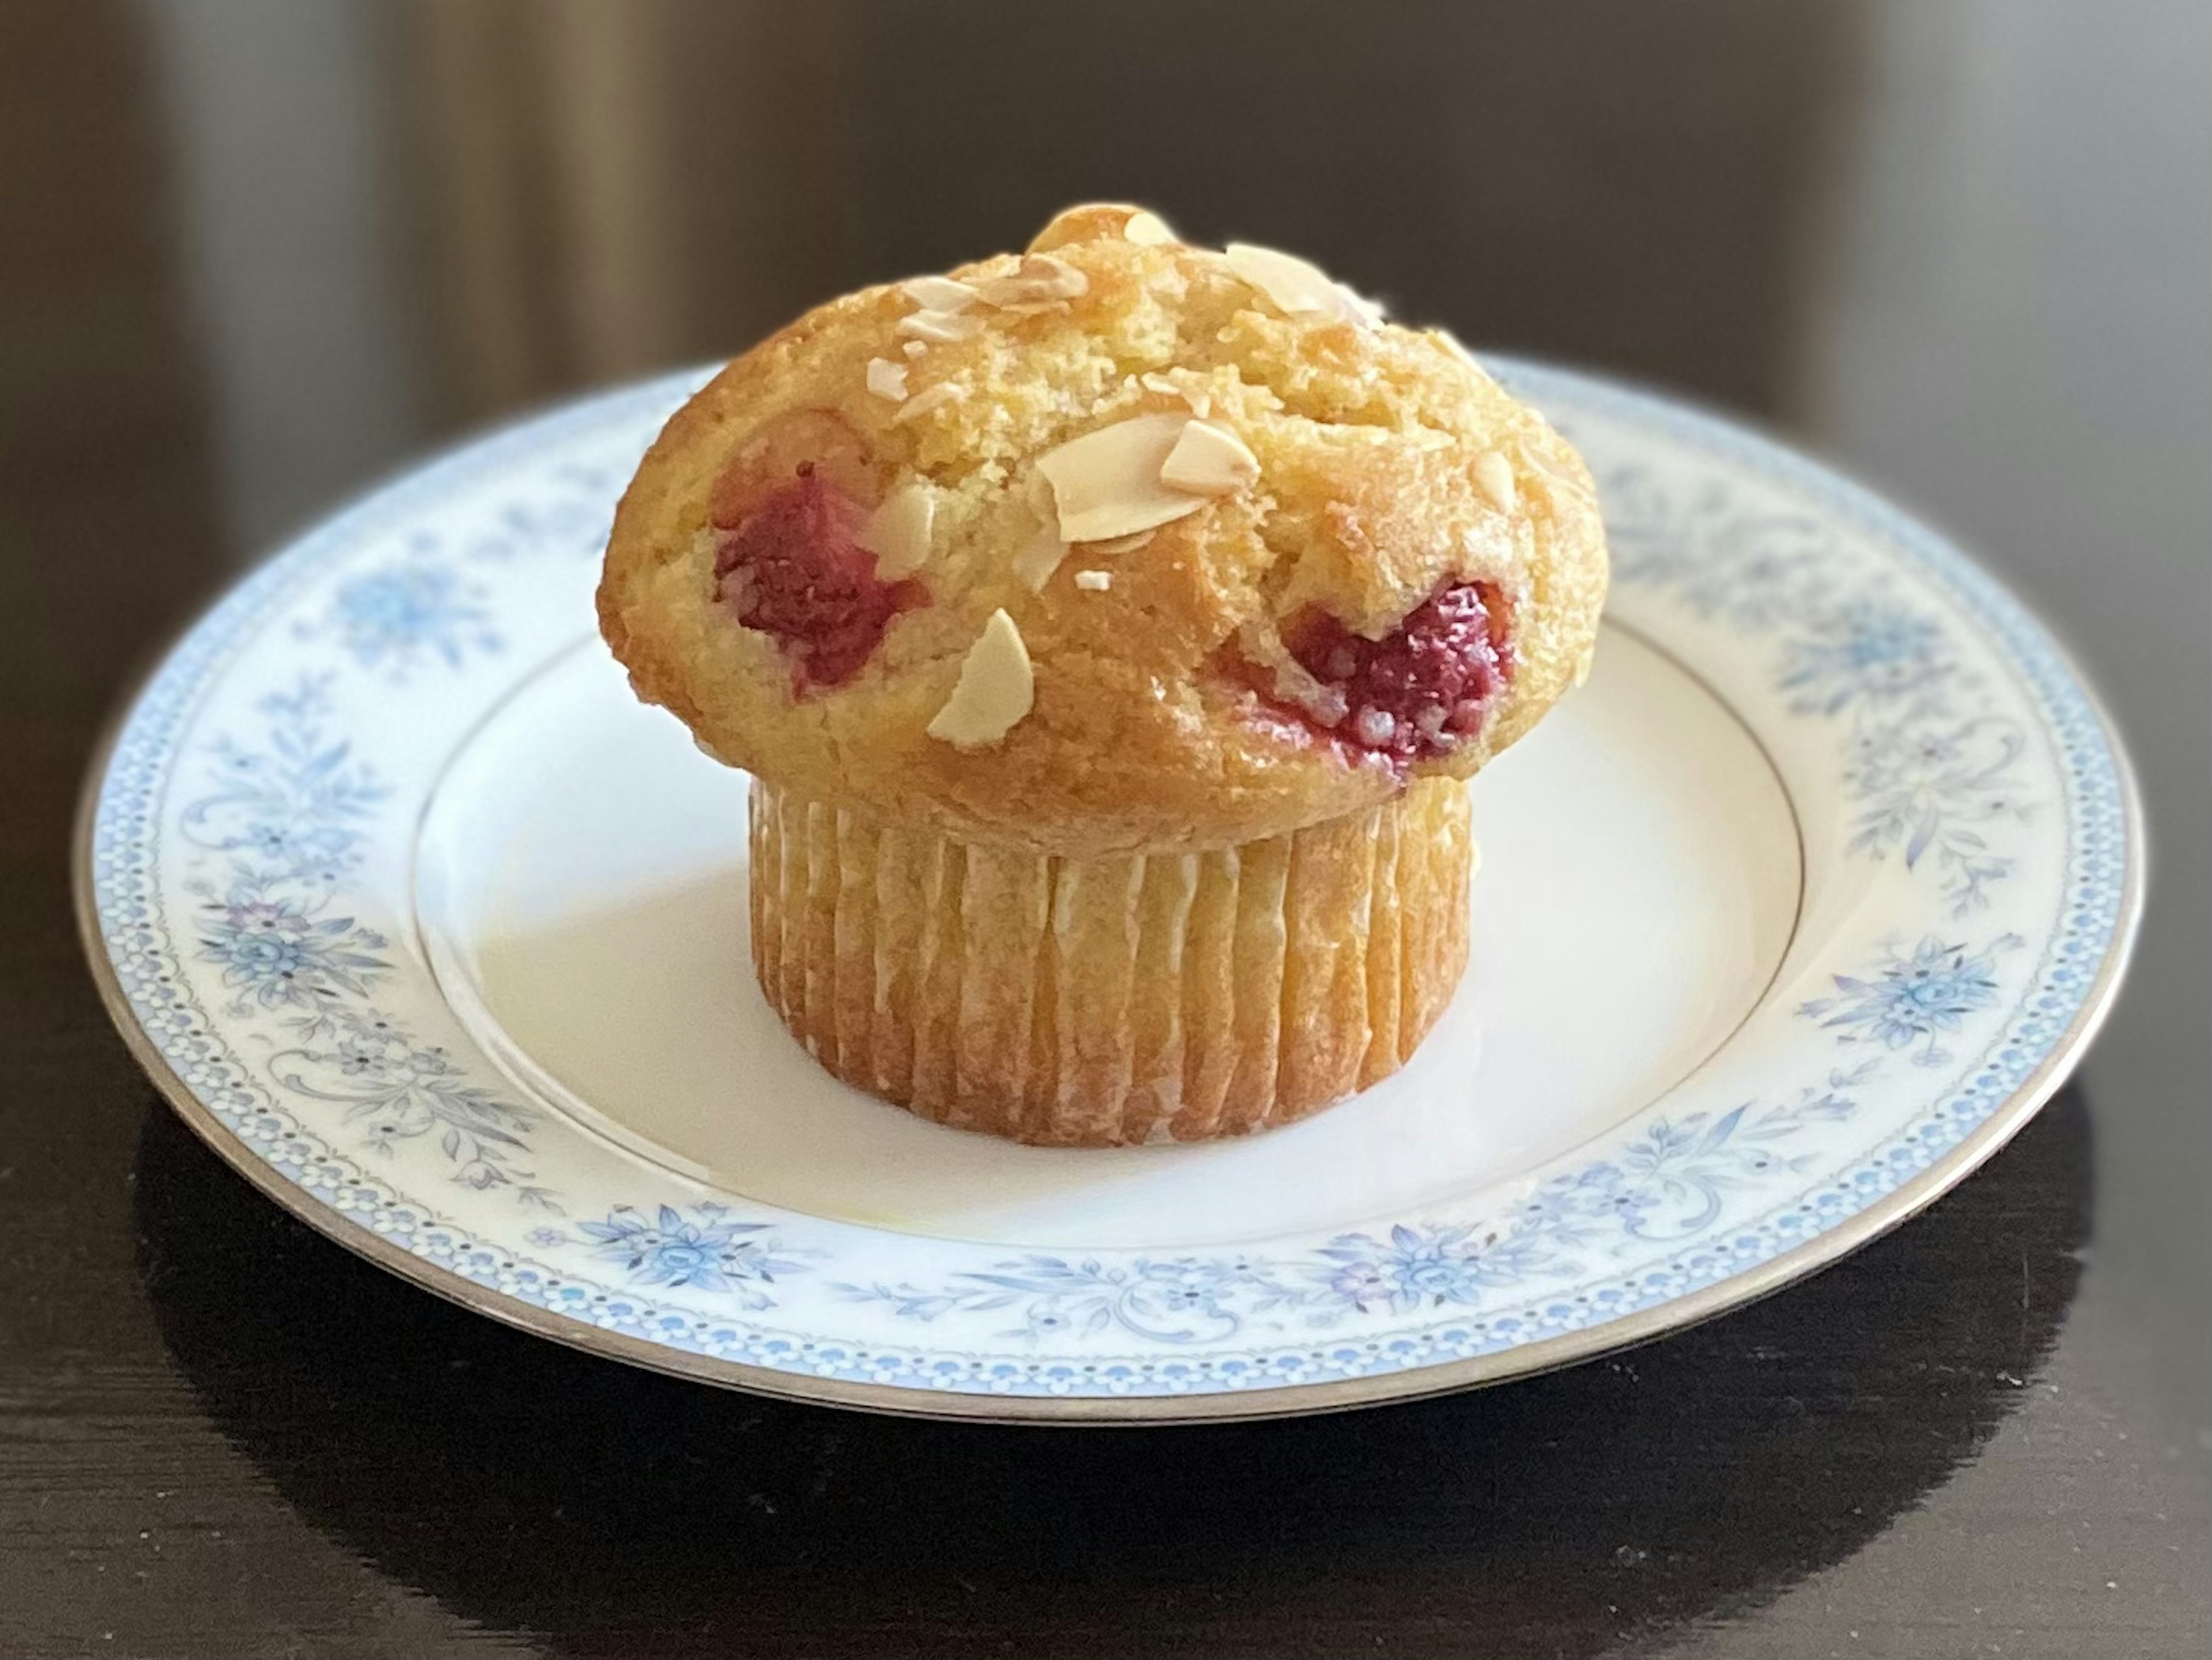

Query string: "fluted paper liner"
[[748, 777, 1472, 1145]]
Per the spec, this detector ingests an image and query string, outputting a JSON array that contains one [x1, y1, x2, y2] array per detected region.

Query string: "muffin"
[[599, 203, 1607, 1145]]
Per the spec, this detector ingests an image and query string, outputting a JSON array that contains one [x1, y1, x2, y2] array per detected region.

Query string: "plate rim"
[[72, 361, 2146, 1424]]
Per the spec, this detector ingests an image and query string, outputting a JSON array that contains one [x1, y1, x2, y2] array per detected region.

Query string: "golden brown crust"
[[600, 206, 1607, 858], [749, 777, 1471, 1146]]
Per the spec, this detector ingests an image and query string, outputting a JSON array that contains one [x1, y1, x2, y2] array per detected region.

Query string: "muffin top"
[[599, 203, 1608, 857]]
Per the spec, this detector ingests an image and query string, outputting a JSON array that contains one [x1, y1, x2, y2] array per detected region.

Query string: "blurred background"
[[2, 2, 2206, 1655]]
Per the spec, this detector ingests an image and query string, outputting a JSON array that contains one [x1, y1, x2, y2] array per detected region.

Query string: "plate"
[[77, 361, 2141, 1421]]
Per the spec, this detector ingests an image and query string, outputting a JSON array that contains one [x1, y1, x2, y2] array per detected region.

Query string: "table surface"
[[3, 3, 2206, 1657]]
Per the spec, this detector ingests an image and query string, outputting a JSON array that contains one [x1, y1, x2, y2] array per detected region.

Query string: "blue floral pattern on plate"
[[79, 362, 2137, 1413], [1606, 464, 2033, 916], [576, 1204, 810, 1305], [1798, 935, 2021, 1067], [835, 1067, 1880, 1344], [307, 563, 501, 676]]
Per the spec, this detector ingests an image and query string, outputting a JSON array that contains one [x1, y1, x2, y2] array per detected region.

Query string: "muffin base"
[[748, 777, 1472, 1146]]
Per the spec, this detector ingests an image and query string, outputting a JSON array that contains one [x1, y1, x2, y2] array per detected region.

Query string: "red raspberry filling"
[[711, 465, 925, 690], [1282, 581, 1513, 764]]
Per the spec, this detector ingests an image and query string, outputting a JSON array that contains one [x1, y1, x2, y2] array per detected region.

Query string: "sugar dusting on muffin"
[[599, 201, 1607, 859]]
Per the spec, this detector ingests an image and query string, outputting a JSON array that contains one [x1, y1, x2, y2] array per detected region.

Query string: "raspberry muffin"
[[599, 203, 1607, 1145]]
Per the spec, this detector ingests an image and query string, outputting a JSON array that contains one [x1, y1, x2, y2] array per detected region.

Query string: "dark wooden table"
[[4, 4, 2206, 1655]]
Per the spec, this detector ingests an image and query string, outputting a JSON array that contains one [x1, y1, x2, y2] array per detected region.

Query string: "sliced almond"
[[926, 609, 1034, 750], [1518, 436, 1595, 509], [1159, 419, 1260, 496], [1013, 474, 1070, 593], [894, 382, 963, 423], [1431, 328, 1499, 387], [1472, 448, 1518, 513], [1138, 372, 1181, 397], [1073, 569, 1112, 591], [901, 339, 927, 360], [1036, 413, 1209, 542], [1082, 529, 1156, 557], [1011, 473, 1069, 591], [977, 254, 1089, 308], [1336, 282, 1387, 327], [898, 308, 984, 343], [900, 275, 979, 312], [1024, 466, 1056, 519], [855, 479, 934, 578], [1225, 241, 1376, 327], [1029, 203, 1173, 252], [865, 358, 908, 402], [1012, 527, 1069, 591], [1123, 209, 1176, 245]]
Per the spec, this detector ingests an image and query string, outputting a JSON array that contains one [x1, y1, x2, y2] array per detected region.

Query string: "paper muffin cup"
[[747, 776, 1473, 1146]]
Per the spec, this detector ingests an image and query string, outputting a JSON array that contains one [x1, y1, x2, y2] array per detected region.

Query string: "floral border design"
[[1799, 934, 2022, 1068], [532, 1204, 814, 1308], [1605, 467, 2032, 916], [835, 1068, 1878, 1345], [179, 678, 554, 1205], [84, 364, 2134, 1401], [305, 561, 501, 677]]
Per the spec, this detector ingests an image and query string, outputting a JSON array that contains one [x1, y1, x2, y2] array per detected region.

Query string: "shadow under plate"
[[131, 1084, 2092, 1659]]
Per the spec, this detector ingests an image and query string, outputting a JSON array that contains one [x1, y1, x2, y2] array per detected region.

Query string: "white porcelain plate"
[[78, 361, 2141, 1421]]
